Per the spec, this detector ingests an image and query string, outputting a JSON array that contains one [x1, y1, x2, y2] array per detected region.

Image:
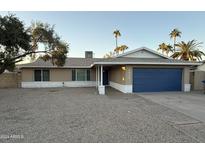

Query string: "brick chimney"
[[85, 51, 93, 58]]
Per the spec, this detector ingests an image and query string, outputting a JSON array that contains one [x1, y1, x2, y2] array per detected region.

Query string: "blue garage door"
[[133, 68, 182, 92]]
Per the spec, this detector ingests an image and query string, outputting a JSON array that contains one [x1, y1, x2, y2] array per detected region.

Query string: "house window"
[[42, 70, 50, 81], [34, 69, 50, 81], [86, 69, 90, 81], [72, 69, 91, 81], [72, 69, 76, 81], [34, 70, 41, 81]]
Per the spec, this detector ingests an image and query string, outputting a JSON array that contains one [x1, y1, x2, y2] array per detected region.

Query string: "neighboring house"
[[190, 61, 205, 90], [19, 47, 202, 95]]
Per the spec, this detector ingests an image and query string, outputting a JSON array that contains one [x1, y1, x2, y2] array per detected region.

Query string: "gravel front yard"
[[0, 87, 205, 143]]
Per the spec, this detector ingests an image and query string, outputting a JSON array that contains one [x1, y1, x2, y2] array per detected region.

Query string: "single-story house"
[[19, 47, 202, 95], [190, 61, 205, 91]]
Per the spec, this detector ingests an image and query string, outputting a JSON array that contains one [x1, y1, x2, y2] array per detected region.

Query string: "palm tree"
[[170, 28, 182, 52], [171, 40, 205, 61], [114, 46, 121, 55], [104, 51, 114, 58], [166, 44, 173, 56], [119, 45, 128, 53], [113, 30, 121, 48], [158, 43, 168, 54], [158, 43, 173, 55], [114, 45, 129, 55]]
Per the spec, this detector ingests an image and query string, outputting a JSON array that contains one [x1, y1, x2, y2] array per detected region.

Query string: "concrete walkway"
[[139, 91, 205, 123]]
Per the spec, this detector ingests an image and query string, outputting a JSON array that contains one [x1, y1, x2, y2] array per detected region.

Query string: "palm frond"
[[171, 52, 181, 59], [173, 40, 204, 61]]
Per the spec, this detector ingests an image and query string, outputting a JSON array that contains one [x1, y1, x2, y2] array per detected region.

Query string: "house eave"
[[19, 66, 92, 69], [19, 62, 202, 69], [93, 62, 202, 66]]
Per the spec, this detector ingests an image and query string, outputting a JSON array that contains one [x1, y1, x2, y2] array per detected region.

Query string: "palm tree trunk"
[[115, 37, 118, 48], [174, 37, 176, 52]]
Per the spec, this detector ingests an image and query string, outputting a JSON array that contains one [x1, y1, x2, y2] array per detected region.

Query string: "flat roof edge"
[[19, 62, 202, 69], [19, 66, 92, 69], [93, 62, 202, 66]]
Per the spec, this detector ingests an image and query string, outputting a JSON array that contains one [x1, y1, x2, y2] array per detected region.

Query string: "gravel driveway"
[[0, 87, 205, 143]]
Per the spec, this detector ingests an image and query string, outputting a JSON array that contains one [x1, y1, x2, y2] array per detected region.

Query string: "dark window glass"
[[34, 70, 41, 81], [72, 69, 91, 81], [72, 69, 76, 81], [76, 69, 86, 81], [87, 69, 90, 81], [43, 70, 50, 81]]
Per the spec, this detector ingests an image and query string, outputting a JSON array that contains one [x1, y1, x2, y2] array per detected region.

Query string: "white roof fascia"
[[20, 66, 92, 68], [93, 61, 202, 66]]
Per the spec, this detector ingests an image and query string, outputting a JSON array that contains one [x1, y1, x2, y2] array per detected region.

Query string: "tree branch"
[[10, 50, 51, 61]]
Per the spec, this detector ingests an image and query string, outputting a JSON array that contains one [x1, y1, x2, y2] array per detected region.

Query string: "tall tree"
[[171, 40, 205, 61], [170, 28, 182, 52], [113, 29, 121, 48], [114, 46, 121, 55], [119, 45, 128, 53], [104, 51, 114, 58], [114, 45, 128, 55], [158, 43, 173, 55], [0, 14, 69, 74], [158, 43, 168, 54], [165, 44, 173, 56]]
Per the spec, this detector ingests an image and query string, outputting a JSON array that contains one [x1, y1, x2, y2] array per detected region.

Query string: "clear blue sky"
[[1, 11, 205, 58]]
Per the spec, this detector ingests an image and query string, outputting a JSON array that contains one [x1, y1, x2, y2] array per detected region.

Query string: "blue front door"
[[133, 68, 182, 92]]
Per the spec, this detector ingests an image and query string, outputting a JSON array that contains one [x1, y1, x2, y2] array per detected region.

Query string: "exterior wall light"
[[121, 66, 126, 71]]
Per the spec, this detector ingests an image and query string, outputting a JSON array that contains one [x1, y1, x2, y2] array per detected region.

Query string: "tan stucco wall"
[[91, 69, 96, 81], [182, 67, 190, 91], [109, 66, 126, 84], [124, 65, 132, 85], [0, 73, 21, 88], [21, 68, 96, 81], [183, 67, 190, 84], [50, 69, 71, 81], [21, 69, 33, 81], [193, 71, 205, 90]]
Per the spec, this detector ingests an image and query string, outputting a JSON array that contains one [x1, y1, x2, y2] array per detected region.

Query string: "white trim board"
[[20, 66, 92, 68], [93, 61, 202, 66], [21, 81, 96, 88], [109, 81, 132, 93], [64, 81, 96, 87], [184, 84, 191, 92], [21, 82, 63, 88]]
